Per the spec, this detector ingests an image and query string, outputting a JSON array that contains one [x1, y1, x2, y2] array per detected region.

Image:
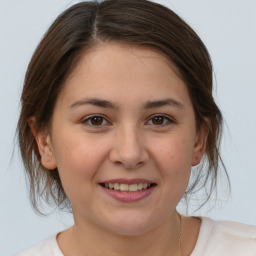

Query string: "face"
[[35, 43, 207, 235]]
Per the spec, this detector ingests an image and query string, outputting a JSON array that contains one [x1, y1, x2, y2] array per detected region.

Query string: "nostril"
[[112, 159, 144, 169], [108, 143, 149, 169]]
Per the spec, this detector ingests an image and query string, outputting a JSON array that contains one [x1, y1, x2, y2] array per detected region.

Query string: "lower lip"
[[100, 185, 156, 202]]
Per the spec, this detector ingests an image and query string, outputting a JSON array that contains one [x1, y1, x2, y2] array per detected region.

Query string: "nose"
[[109, 126, 149, 169]]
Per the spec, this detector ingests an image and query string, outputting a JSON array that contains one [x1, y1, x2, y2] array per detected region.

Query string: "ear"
[[28, 117, 57, 170], [192, 119, 209, 166]]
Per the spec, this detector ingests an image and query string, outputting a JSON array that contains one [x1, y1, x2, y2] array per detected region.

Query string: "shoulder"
[[191, 217, 256, 256], [201, 217, 256, 238], [13, 235, 63, 256], [213, 218, 256, 237]]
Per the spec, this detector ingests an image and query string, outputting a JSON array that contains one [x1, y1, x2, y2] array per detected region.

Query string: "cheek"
[[54, 132, 108, 172], [151, 136, 194, 194], [153, 136, 194, 172], [52, 135, 109, 202]]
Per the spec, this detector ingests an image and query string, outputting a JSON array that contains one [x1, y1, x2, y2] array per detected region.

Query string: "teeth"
[[129, 184, 137, 192], [138, 183, 143, 190], [104, 183, 152, 192], [114, 183, 120, 190], [120, 184, 129, 191]]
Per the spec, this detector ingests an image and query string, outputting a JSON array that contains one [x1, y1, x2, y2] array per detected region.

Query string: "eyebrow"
[[70, 98, 119, 110], [69, 97, 184, 110], [143, 98, 184, 109]]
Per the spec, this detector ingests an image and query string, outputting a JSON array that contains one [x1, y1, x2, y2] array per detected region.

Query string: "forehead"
[[67, 43, 184, 84], [58, 43, 191, 108]]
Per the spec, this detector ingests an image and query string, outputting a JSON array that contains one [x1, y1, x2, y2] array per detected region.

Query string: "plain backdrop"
[[1, 0, 256, 255]]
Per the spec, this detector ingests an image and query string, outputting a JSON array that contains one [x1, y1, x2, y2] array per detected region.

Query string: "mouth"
[[99, 182, 157, 192], [99, 179, 157, 202]]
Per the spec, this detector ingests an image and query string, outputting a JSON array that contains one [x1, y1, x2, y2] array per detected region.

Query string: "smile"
[[101, 183, 155, 192], [99, 179, 157, 202]]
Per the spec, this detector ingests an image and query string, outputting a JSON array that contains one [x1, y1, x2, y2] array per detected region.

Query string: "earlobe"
[[28, 117, 57, 170], [192, 121, 209, 166]]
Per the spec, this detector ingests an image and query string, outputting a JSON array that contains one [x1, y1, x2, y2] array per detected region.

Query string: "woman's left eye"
[[82, 115, 110, 127], [147, 115, 174, 126]]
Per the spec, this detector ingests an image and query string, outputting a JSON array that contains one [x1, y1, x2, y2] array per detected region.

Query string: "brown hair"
[[17, 0, 229, 214]]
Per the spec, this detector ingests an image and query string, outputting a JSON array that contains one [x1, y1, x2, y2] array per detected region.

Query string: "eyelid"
[[146, 114, 175, 126], [80, 114, 175, 128], [81, 114, 111, 127]]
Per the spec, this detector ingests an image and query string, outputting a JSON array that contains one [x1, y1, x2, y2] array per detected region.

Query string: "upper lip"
[[100, 178, 156, 185]]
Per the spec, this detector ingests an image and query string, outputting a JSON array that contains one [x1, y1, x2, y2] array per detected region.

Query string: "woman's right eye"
[[82, 115, 110, 128]]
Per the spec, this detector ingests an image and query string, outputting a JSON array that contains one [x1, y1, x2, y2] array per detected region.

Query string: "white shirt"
[[14, 217, 256, 256]]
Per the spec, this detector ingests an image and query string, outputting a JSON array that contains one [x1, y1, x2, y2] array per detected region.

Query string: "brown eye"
[[147, 115, 173, 127], [82, 115, 109, 127], [90, 116, 104, 126], [152, 116, 165, 125]]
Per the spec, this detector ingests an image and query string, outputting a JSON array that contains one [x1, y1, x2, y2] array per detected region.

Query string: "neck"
[[63, 211, 181, 256]]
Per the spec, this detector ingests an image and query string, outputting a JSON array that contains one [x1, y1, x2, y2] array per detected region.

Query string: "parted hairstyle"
[[17, 0, 229, 214]]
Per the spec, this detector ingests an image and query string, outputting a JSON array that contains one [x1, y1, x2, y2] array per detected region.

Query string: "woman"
[[15, 0, 256, 255]]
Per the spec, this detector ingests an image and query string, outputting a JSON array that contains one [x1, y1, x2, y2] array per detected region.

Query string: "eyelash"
[[81, 114, 174, 128], [82, 115, 110, 128], [147, 114, 174, 127]]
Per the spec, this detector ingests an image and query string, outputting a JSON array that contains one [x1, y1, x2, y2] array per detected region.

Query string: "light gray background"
[[1, 0, 255, 255]]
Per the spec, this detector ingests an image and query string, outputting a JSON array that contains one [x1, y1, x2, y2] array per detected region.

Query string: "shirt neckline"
[[53, 217, 213, 256], [190, 217, 214, 255]]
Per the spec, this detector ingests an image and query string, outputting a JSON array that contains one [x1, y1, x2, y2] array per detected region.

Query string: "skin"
[[32, 43, 207, 256]]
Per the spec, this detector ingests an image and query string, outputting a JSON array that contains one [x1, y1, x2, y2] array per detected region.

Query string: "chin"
[[102, 212, 158, 236]]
